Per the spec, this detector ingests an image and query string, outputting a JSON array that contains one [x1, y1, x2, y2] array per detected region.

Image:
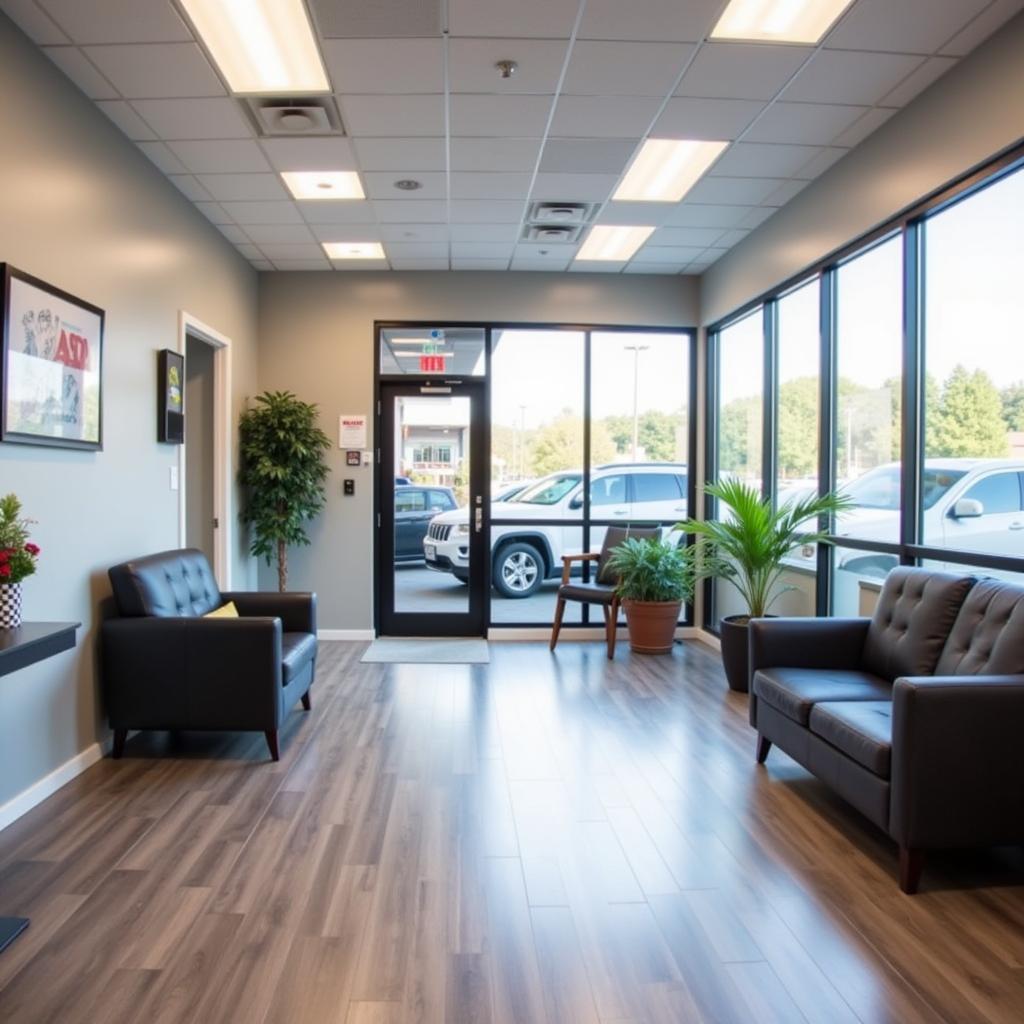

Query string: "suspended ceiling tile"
[[352, 137, 446, 171], [235, 243, 262, 260], [511, 254, 574, 271], [650, 226, 727, 248], [136, 140, 188, 174], [324, 259, 389, 270], [824, 0, 990, 55], [449, 223, 522, 242], [308, 0, 441, 38], [675, 43, 813, 101], [569, 260, 627, 273], [251, 260, 274, 271], [242, 224, 317, 245], [513, 243, 575, 263], [0, 0, 69, 44], [217, 224, 249, 244], [378, 223, 450, 242], [390, 259, 452, 270], [322, 38, 444, 94], [761, 179, 810, 205], [130, 97, 252, 139], [710, 143, 822, 179], [633, 245, 707, 263], [309, 223, 382, 242], [168, 139, 270, 174], [736, 206, 778, 230], [363, 171, 447, 200], [652, 97, 764, 140], [594, 201, 677, 226], [447, 38, 568, 95], [562, 41, 694, 97], [385, 241, 450, 259], [166, 173, 212, 201], [449, 94, 552, 137], [451, 258, 511, 270], [448, 0, 580, 39], [43, 46, 117, 99], [450, 137, 543, 172], [744, 102, 869, 146], [578, 0, 722, 42], [36, 0, 191, 44], [193, 200, 231, 224], [273, 259, 334, 270], [451, 172, 533, 200], [96, 99, 157, 139], [449, 199, 527, 223], [259, 243, 327, 260], [831, 107, 897, 148], [373, 199, 448, 222], [782, 50, 926, 106], [84, 42, 223, 98], [259, 137, 358, 172], [624, 262, 686, 274], [550, 94, 662, 138], [340, 95, 445, 136], [663, 203, 754, 228], [451, 241, 516, 259], [539, 138, 637, 175], [940, 0, 1024, 55], [879, 56, 958, 106], [683, 176, 788, 205], [715, 228, 751, 247], [219, 201, 305, 225], [530, 172, 618, 201], [196, 173, 288, 201], [296, 201, 377, 225], [795, 146, 848, 179]]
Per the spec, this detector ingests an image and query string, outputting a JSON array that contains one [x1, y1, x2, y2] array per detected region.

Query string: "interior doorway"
[[177, 312, 233, 588], [185, 334, 215, 565]]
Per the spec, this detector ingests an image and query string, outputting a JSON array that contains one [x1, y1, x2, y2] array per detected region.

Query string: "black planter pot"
[[719, 615, 752, 692]]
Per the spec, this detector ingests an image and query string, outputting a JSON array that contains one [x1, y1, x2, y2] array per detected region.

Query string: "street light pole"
[[624, 345, 649, 460]]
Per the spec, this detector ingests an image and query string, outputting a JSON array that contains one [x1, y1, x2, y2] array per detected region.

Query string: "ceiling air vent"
[[246, 98, 344, 137], [525, 224, 581, 243], [528, 202, 595, 225]]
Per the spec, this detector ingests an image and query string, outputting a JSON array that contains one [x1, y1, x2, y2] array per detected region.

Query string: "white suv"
[[424, 463, 688, 598]]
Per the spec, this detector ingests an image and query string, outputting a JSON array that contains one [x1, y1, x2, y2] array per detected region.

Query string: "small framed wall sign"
[[0, 264, 104, 450], [157, 348, 184, 443]]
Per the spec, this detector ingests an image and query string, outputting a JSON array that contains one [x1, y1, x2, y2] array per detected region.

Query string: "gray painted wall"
[[0, 14, 258, 809], [701, 11, 1024, 325], [257, 271, 699, 628]]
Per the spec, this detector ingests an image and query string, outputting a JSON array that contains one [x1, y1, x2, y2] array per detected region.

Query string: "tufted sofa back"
[[109, 548, 222, 618], [861, 567, 975, 682], [935, 577, 1024, 676]]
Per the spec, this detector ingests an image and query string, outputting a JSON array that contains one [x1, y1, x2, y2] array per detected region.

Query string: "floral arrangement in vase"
[[0, 494, 40, 629]]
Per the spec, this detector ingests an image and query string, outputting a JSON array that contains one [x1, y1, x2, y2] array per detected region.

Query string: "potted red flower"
[[0, 494, 41, 629]]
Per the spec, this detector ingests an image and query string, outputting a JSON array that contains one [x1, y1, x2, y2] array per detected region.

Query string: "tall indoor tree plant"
[[239, 391, 331, 592], [680, 479, 852, 691]]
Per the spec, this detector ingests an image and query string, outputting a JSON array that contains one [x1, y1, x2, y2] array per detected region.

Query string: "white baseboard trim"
[[318, 629, 375, 641], [488, 626, 711, 642], [0, 740, 106, 834]]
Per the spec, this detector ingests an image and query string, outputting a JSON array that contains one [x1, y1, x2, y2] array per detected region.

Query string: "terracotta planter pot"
[[719, 614, 754, 692], [623, 599, 682, 654]]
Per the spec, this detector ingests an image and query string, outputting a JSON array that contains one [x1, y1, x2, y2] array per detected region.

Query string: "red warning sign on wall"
[[419, 354, 446, 372]]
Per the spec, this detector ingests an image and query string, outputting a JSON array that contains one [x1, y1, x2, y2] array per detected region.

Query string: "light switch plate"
[[169, 465, 179, 491]]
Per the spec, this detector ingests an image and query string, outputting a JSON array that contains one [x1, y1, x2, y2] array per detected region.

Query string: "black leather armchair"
[[102, 549, 317, 762]]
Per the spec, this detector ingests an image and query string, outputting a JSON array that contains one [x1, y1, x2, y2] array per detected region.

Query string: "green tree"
[[603, 410, 684, 462], [928, 365, 1008, 458], [530, 411, 614, 475], [777, 377, 818, 479], [718, 394, 762, 477], [239, 391, 331, 591], [1001, 382, 1024, 432]]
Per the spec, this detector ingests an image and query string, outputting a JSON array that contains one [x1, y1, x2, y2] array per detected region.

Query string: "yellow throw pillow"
[[204, 601, 239, 618]]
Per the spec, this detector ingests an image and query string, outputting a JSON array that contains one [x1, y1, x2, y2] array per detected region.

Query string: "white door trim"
[[178, 311, 233, 589]]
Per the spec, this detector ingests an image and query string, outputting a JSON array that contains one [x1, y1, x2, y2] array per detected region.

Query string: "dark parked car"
[[395, 485, 457, 562]]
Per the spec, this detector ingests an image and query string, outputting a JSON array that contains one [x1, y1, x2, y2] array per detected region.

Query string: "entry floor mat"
[[360, 638, 490, 664]]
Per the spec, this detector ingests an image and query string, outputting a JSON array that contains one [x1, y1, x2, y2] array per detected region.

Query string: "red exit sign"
[[419, 353, 446, 372]]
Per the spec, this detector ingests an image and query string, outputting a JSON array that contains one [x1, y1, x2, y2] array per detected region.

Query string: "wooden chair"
[[549, 525, 661, 659]]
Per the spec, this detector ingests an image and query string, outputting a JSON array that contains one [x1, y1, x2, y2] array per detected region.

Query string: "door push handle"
[[475, 507, 483, 533], [1010, 522, 1024, 530]]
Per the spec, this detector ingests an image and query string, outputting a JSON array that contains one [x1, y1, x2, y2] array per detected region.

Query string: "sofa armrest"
[[748, 617, 870, 726], [890, 675, 1024, 849], [102, 616, 283, 731], [221, 590, 317, 635]]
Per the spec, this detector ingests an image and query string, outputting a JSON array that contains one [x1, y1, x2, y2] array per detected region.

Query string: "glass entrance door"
[[377, 380, 487, 636]]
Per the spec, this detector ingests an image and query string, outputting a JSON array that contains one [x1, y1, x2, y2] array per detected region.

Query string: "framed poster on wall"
[[0, 264, 104, 450], [157, 348, 184, 443]]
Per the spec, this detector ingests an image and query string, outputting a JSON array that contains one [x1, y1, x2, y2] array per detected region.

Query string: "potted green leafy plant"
[[239, 391, 331, 592], [0, 494, 41, 629], [679, 479, 851, 691], [605, 535, 695, 654]]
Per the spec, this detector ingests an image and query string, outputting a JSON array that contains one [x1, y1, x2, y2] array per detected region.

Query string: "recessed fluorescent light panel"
[[323, 242, 386, 260], [614, 139, 729, 203], [179, 0, 329, 94], [281, 172, 365, 200], [575, 225, 654, 262], [711, 0, 853, 44]]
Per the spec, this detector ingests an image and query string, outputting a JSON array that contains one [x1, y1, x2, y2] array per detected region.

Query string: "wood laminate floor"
[[1, 640, 1024, 1023]]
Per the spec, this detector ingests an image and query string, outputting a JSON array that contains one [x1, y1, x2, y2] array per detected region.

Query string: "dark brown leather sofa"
[[749, 567, 1024, 893], [102, 548, 316, 762]]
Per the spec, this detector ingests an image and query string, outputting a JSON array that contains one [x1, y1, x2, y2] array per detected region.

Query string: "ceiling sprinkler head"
[[394, 179, 422, 191], [495, 60, 518, 79]]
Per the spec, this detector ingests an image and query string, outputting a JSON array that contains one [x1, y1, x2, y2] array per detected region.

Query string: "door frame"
[[177, 311, 233, 588], [375, 376, 490, 637]]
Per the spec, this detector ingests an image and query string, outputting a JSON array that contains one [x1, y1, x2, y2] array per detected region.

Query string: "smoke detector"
[[247, 98, 343, 137], [528, 201, 595, 225]]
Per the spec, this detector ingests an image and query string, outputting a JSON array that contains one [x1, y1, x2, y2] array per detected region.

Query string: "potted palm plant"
[[605, 535, 695, 654], [679, 480, 851, 691]]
